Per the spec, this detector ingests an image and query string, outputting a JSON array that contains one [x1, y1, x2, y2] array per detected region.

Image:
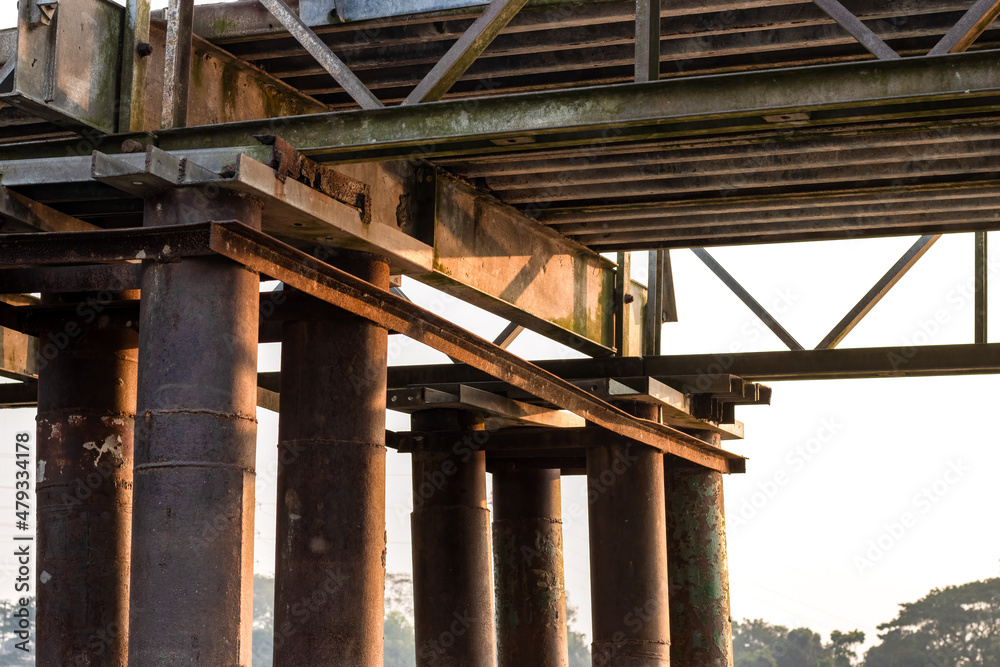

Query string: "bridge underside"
[[1, 0, 997, 665]]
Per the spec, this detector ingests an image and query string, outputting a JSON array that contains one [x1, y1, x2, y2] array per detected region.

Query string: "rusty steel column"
[[411, 410, 496, 667], [493, 467, 568, 667], [589, 405, 670, 666], [664, 430, 733, 667], [129, 189, 262, 665], [36, 299, 137, 667], [273, 251, 389, 667]]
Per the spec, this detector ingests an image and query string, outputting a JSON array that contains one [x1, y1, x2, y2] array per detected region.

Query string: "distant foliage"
[[734, 576, 1000, 667], [863, 577, 1000, 667], [565, 593, 591, 667], [733, 618, 863, 667], [252, 574, 274, 667], [383, 611, 416, 667]]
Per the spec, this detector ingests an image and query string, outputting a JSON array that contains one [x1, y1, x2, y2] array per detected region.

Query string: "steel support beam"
[[664, 441, 733, 667], [403, 0, 529, 105], [632, 0, 672, 342], [0, 185, 97, 233], [387, 342, 1000, 385], [0, 265, 142, 295], [817, 234, 939, 350], [692, 248, 803, 351], [416, 169, 617, 356], [0, 321, 36, 382], [274, 258, 388, 666], [493, 467, 568, 667], [205, 222, 736, 471], [258, 0, 383, 110], [36, 304, 137, 667], [411, 410, 497, 667], [976, 231, 988, 343], [162, 0, 195, 128], [0, 141, 614, 355], [128, 191, 261, 665], [119, 0, 151, 132], [634, 0, 659, 83], [811, 0, 900, 60], [0, 57, 14, 88], [156, 50, 1000, 161], [644, 249, 676, 356], [589, 407, 670, 665], [493, 322, 525, 349], [929, 0, 1000, 55], [0, 221, 741, 471], [614, 252, 636, 356], [641, 345, 1000, 381], [0, 380, 36, 409]]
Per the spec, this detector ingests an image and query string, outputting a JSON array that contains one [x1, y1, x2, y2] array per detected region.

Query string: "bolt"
[[136, 42, 153, 58], [623, 293, 635, 304]]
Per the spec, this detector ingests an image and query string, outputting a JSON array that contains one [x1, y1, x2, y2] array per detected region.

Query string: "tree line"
[[1, 574, 995, 665], [735, 576, 1000, 667]]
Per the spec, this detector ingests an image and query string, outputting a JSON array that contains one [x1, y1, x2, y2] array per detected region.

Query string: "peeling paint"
[[83, 434, 124, 465], [37, 460, 45, 483], [40, 571, 51, 584]]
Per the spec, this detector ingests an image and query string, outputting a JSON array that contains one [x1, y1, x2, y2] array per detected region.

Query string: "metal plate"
[[4, 0, 123, 133]]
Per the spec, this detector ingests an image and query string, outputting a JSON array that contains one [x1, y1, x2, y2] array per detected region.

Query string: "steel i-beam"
[[273, 252, 390, 667], [664, 432, 733, 666], [128, 189, 262, 665], [589, 404, 671, 666], [493, 467, 569, 667], [411, 409, 497, 667], [36, 300, 138, 667]]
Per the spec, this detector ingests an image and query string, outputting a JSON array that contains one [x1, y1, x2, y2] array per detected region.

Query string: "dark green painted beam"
[[155, 49, 1000, 162], [385, 343, 1000, 386]]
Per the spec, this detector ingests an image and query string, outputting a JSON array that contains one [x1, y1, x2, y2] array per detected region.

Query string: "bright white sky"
[[2, 1, 999, 657]]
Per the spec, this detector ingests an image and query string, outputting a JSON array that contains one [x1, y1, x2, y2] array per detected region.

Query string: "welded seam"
[[141, 408, 257, 423], [134, 461, 255, 472]]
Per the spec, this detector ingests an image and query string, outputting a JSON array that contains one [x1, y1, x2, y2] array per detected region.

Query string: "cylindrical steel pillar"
[[664, 431, 733, 667], [493, 467, 568, 667], [128, 189, 262, 665], [411, 410, 496, 667], [273, 252, 389, 667], [36, 305, 137, 667], [588, 404, 670, 666]]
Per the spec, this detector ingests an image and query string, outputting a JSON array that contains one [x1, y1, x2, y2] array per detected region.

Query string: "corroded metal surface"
[[411, 410, 496, 667], [161, 0, 195, 127], [664, 457, 733, 667], [128, 189, 261, 665], [273, 252, 389, 667], [36, 313, 137, 667], [492, 467, 568, 667], [588, 429, 670, 666]]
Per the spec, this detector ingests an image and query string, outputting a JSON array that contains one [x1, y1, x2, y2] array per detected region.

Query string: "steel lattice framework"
[[1, 0, 998, 665]]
